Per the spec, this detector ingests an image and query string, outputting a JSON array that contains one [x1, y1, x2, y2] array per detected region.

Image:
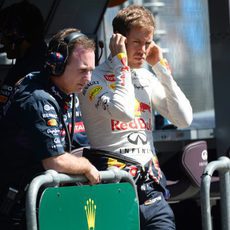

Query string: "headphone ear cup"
[[46, 31, 86, 76], [45, 52, 66, 76]]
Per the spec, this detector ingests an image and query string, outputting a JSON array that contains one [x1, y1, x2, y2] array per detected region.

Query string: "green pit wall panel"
[[39, 182, 140, 230]]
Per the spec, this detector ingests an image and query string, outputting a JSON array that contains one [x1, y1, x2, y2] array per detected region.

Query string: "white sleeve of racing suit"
[[151, 59, 193, 128], [80, 53, 135, 122]]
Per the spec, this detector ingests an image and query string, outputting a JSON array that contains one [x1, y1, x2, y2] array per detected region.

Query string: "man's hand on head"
[[146, 41, 163, 66], [109, 33, 127, 57]]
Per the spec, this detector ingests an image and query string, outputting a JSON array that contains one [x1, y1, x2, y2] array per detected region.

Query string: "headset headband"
[[45, 31, 87, 76], [63, 32, 86, 44]]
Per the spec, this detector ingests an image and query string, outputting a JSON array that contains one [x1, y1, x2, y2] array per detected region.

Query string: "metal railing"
[[201, 156, 230, 230], [26, 167, 137, 230]]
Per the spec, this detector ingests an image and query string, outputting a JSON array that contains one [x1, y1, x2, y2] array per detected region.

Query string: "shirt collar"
[[48, 81, 71, 105]]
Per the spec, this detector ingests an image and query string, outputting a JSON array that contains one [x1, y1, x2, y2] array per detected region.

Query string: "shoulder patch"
[[88, 86, 103, 101], [47, 119, 58, 126], [82, 81, 100, 96], [104, 74, 115, 82]]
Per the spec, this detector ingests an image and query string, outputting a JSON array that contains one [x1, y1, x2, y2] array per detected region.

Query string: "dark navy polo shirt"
[[0, 71, 88, 188]]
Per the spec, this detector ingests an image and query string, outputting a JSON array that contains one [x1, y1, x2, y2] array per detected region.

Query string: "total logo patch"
[[47, 119, 58, 126]]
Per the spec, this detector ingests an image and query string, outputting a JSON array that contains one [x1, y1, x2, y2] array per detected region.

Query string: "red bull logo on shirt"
[[111, 118, 152, 131], [134, 99, 151, 116]]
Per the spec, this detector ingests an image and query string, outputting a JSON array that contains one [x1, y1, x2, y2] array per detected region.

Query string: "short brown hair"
[[112, 5, 155, 36], [48, 28, 95, 63]]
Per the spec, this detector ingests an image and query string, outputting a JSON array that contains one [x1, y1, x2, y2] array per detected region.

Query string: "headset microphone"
[[97, 40, 104, 64]]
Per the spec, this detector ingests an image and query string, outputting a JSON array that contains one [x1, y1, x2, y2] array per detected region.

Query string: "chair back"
[[182, 141, 208, 187]]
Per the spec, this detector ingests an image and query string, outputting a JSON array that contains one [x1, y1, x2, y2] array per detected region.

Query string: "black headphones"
[[46, 32, 86, 76]]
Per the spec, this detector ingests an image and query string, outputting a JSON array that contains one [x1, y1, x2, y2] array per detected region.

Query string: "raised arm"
[[147, 42, 193, 128], [80, 33, 135, 122]]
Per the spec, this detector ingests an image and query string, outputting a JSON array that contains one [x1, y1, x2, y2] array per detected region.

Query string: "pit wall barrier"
[[26, 168, 140, 230], [201, 156, 230, 230]]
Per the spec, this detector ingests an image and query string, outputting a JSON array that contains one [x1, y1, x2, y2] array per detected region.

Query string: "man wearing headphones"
[[0, 1, 47, 115], [0, 28, 100, 230]]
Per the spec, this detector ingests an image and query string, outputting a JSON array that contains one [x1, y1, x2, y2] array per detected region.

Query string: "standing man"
[[0, 28, 100, 230], [79, 5, 193, 230]]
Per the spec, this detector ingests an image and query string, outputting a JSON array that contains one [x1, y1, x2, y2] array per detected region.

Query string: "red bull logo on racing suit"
[[111, 118, 152, 131], [134, 99, 151, 116]]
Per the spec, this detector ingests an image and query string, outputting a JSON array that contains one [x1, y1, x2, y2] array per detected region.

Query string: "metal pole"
[[200, 156, 230, 230], [201, 173, 212, 230], [219, 166, 230, 230]]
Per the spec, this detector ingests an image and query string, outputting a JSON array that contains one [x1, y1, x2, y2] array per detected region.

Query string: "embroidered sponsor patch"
[[47, 128, 60, 135], [74, 121, 85, 132], [119, 148, 152, 154], [144, 195, 161, 205], [54, 137, 61, 144], [111, 118, 152, 131], [88, 86, 102, 101], [47, 119, 58, 126], [44, 104, 55, 111], [42, 113, 58, 119], [109, 83, 115, 90], [104, 74, 115, 82], [134, 99, 151, 116], [68, 121, 85, 133], [82, 81, 100, 96], [0, 95, 8, 103], [127, 132, 147, 145]]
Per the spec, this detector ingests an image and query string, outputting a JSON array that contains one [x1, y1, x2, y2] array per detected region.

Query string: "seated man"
[[0, 28, 100, 230]]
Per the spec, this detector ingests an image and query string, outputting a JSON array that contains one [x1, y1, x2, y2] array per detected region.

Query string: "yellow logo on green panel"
[[84, 198, 96, 230]]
